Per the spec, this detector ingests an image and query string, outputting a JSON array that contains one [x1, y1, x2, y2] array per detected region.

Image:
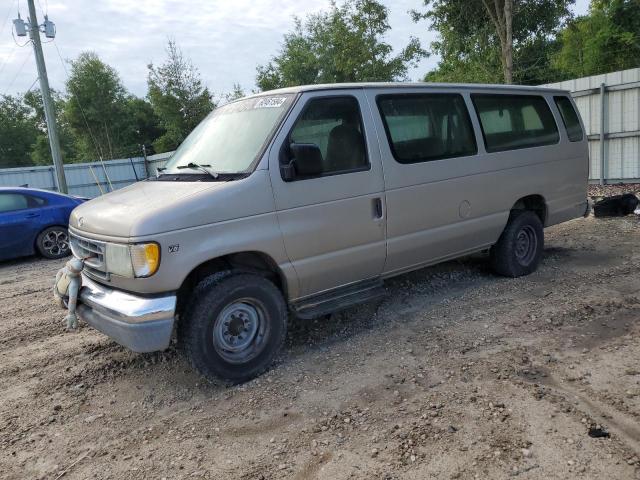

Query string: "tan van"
[[58, 83, 589, 382]]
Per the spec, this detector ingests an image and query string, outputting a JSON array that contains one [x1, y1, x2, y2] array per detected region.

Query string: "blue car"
[[0, 187, 86, 261]]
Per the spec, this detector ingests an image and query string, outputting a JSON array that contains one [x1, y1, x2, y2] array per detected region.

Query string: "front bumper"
[[76, 274, 176, 353]]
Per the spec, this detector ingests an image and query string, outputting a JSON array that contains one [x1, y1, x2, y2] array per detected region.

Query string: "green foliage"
[[256, 0, 426, 91], [223, 83, 246, 104], [126, 97, 165, 152], [23, 89, 79, 166], [64, 52, 142, 160], [413, 0, 574, 84], [0, 95, 39, 169], [554, 0, 640, 78], [147, 40, 214, 153]]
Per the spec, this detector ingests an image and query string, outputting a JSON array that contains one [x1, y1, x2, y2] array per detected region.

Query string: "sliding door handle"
[[372, 197, 383, 220]]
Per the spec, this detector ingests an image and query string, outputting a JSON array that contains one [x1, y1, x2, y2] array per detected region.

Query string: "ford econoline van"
[[58, 83, 589, 382]]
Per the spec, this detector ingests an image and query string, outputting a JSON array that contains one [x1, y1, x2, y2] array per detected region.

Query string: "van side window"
[[554, 96, 583, 142], [472, 94, 559, 152], [376, 94, 477, 163], [288, 96, 368, 178]]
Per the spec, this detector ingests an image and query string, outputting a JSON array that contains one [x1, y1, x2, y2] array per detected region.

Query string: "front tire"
[[490, 211, 543, 277], [36, 226, 71, 259], [181, 273, 288, 384]]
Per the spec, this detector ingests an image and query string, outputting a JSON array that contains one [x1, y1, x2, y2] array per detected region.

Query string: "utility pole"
[[14, 1, 67, 193]]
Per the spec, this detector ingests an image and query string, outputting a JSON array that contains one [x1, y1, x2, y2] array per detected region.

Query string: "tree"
[[126, 97, 164, 154], [256, 0, 426, 91], [64, 52, 139, 160], [24, 89, 79, 166], [223, 83, 246, 104], [0, 95, 38, 168], [412, 0, 574, 84], [147, 40, 214, 153], [554, 0, 640, 78]]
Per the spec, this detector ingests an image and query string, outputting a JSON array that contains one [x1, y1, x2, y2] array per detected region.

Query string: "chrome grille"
[[70, 232, 109, 281]]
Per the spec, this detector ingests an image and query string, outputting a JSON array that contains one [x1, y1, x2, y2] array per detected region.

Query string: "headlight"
[[130, 243, 160, 278], [105, 242, 160, 278], [105, 243, 134, 278]]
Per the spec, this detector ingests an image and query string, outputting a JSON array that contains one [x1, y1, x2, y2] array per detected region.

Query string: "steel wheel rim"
[[42, 230, 69, 256], [212, 298, 267, 364], [514, 225, 537, 265]]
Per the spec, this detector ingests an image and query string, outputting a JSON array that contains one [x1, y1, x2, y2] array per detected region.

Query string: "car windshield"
[[162, 94, 295, 175]]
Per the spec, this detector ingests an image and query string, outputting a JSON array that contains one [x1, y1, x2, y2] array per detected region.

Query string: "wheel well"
[[511, 195, 547, 225], [175, 252, 286, 317]]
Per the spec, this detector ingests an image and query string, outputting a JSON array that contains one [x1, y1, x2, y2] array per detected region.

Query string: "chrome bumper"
[[76, 274, 176, 352]]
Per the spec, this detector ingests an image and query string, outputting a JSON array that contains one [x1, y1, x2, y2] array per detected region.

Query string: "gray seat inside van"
[[326, 123, 366, 172]]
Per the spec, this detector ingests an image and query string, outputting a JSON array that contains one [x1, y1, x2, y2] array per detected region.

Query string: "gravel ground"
[[2, 213, 640, 480], [588, 183, 640, 199]]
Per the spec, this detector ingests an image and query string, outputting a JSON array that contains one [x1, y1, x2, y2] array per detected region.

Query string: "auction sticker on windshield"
[[255, 97, 288, 109]]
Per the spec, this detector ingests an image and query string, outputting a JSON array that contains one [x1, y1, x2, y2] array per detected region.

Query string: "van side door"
[[368, 89, 485, 274], [269, 90, 386, 298]]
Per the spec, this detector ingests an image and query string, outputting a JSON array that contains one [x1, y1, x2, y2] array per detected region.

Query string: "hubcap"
[[212, 299, 266, 363], [514, 225, 537, 265], [42, 229, 69, 256]]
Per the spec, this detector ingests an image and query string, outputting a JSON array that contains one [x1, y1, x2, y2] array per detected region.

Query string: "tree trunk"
[[503, 0, 513, 84], [481, 0, 514, 84]]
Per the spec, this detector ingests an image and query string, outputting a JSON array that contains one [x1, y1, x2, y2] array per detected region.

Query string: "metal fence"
[[0, 151, 173, 198], [543, 67, 640, 184]]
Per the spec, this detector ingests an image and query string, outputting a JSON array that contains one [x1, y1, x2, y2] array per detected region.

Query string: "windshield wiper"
[[176, 163, 220, 179]]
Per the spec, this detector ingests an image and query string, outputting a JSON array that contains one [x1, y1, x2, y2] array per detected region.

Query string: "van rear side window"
[[472, 94, 559, 153], [554, 96, 583, 142], [377, 94, 477, 164]]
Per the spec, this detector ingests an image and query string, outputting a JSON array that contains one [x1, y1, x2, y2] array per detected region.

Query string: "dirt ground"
[[2, 213, 640, 480]]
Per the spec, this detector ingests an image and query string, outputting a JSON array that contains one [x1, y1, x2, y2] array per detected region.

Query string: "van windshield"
[[162, 94, 294, 175]]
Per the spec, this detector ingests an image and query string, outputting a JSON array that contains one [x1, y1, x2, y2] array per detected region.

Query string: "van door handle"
[[372, 197, 383, 220], [25, 213, 40, 218]]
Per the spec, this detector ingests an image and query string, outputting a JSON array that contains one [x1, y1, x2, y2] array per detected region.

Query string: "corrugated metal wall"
[[0, 152, 173, 198], [544, 68, 640, 183]]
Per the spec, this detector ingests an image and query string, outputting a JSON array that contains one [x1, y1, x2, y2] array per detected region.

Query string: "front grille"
[[70, 232, 109, 281]]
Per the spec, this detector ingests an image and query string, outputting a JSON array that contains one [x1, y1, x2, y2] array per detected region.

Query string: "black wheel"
[[490, 211, 543, 277], [180, 273, 288, 384], [36, 226, 71, 259]]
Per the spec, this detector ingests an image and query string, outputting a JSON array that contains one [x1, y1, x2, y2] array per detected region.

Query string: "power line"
[[0, 44, 18, 77], [0, 0, 17, 39], [25, 75, 38, 93], [36, 0, 48, 20], [3, 47, 32, 95]]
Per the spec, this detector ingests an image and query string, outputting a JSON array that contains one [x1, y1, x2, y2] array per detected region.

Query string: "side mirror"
[[282, 143, 323, 181]]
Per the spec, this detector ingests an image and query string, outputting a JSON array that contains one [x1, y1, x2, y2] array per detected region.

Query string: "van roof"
[[252, 82, 569, 97]]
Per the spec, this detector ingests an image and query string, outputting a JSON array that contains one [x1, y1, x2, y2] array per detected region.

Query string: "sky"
[[0, 0, 591, 100]]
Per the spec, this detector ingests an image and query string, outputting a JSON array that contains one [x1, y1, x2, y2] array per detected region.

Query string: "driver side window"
[[287, 96, 369, 179]]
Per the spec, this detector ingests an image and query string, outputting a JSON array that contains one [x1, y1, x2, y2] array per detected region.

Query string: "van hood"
[[69, 171, 275, 238]]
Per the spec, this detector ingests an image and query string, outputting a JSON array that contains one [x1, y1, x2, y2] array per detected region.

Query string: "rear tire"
[[36, 226, 71, 259], [180, 273, 288, 384], [490, 211, 543, 277]]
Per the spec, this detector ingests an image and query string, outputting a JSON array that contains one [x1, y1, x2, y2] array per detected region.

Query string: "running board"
[[291, 279, 386, 320]]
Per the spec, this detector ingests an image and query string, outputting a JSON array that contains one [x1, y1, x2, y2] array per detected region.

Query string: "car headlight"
[[105, 242, 160, 278]]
